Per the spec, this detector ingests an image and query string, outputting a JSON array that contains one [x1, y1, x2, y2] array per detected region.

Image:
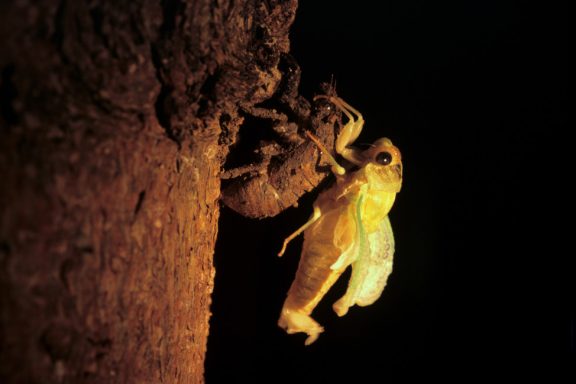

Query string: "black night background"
[[206, 1, 570, 382]]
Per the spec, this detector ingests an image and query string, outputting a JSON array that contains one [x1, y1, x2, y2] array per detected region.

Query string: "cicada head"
[[362, 138, 403, 191]]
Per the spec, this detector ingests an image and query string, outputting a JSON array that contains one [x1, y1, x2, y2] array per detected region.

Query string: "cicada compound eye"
[[375, 151, 393, 165]]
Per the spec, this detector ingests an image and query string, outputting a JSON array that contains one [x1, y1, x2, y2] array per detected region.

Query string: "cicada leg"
[[314, 96, 365, 165], [278, 206, 321, 257]]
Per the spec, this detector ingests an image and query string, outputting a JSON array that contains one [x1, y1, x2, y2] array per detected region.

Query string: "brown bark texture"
[[0, 0, 345, 382]]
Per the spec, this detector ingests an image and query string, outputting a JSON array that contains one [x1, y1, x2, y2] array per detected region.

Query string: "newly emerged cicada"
[[278, 96, 403, 345]]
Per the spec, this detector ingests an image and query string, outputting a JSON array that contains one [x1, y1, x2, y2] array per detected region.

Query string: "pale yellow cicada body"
[[277, 96, 403, 345]]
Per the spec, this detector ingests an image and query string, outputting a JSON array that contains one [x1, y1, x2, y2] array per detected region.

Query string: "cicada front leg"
[[314, 96, 366, 166]]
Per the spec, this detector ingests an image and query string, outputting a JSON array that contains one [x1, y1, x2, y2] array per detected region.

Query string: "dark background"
[[206, 1, 570, 381]]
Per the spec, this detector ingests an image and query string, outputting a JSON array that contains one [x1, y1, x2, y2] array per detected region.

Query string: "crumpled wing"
[[329, 201, 359, 271], [332, 208, 395, 317]]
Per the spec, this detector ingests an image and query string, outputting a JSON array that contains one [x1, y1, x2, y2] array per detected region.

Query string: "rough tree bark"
[[1, 1, 338, 383]]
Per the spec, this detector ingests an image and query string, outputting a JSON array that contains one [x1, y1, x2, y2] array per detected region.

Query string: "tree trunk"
[[0, 1, 302, 382]]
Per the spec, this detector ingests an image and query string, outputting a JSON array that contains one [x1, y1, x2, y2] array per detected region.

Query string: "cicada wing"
[[333, 211, 395, 316], [332, 195, 368, 316], [354, 215, 394, 306]]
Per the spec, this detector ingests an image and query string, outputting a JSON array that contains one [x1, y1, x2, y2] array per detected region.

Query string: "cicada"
[[277, 96, 403, 345]]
